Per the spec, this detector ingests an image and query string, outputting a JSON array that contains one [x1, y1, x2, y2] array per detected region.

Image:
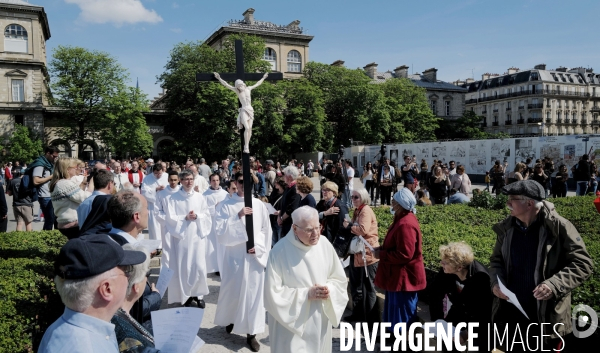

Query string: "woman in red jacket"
[[374, 188, 426, 329]]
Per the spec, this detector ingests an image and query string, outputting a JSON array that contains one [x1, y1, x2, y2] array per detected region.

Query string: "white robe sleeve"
[[164, 198, 188, 239], [215, 203, 248, 246], [321, 244, 349, 328], [252, 201, 272, 268], [193, 198, 212, 239], [264, 252, 312, 337], [155, 194, 167, 225], [141, 178, 158, 205]]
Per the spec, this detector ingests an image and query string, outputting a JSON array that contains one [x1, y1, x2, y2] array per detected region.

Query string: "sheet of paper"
[[151, 307, 204, 353], [139, 239, 162, 251], [265, 202, 277, 215], [156, 265, 174, 298], [427, 319, 456, 338], [497, 275, 529, 320], [188, 335, 205, 353]]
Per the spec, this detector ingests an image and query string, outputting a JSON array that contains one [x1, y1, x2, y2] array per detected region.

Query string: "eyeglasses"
[[351, 195, 360, 200], [181, 178, 194, 181], [237, 179, 244, 183], [293, 224, 323, 234]]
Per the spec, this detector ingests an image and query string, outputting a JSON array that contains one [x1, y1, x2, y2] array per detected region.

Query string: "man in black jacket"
[[572, 154, 591, 196], [278, 165, 301, 238]]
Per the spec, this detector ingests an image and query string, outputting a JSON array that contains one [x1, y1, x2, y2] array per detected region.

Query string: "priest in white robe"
[[163, 170, 212, 308], [155, 170, 181, 268], [190, 165, 209, 194], [141, 164, 169, 245], [202, 173, 228, 273], [214, 172, 272, 352], [264, 206, 348, 353]]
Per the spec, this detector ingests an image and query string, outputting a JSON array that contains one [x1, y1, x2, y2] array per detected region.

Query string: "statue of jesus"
[[214, 72, 269, 154]]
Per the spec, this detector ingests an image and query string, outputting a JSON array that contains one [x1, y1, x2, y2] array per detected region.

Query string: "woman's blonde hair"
[[514, 162, 526, 173], [439, 241, 474, 269], [50, 157, 82, 192]]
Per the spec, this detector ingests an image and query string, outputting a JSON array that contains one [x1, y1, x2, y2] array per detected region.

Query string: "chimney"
[[243, 8, 255, 24], [533, 64, 546, 70], [482, 73, 491, 80], [556, 66, 568, 72], [466, 78, 474, 84], [453, 79, 465, 86], [394, 65, 409, 78], [363, 62, 378, 79], [507, 67, 520, 74], [423, 68, 438, 82], [331, 60, 345, 67]]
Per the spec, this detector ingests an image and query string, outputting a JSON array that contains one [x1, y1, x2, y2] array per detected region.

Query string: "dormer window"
[[4, 24, 27, 53]]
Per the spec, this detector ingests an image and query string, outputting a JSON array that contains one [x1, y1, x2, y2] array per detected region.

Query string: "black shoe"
[[214, 271, 220, 276], [183, 297, 195, 307], [196, 298, 205, 309], [226, 324, 234, 334], [247, 334, 260, 352]]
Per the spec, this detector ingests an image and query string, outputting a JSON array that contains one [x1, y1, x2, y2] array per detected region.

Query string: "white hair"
[[123, 243, 151, 296], [353, 188, 371, 206], [54, 270, 114, 312], [521, 196, 543, 210], [283, 166, 299, 180], [291, 206, 318, 226]]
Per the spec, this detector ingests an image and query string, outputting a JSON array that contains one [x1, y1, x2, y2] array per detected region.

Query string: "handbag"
[[348, 236, 365, 255], [332, 227, 354, 258]]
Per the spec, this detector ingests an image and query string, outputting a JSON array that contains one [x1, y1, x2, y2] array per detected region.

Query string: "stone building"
[[205, 8, 313, 79], [0, 0, 50, 142], [462, 64, 600, 136], [362, 63, 467, 121]]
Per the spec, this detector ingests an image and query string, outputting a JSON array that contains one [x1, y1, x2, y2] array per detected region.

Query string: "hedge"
[[0, 231, 66, 353], [371, 194, 599, 311], [1, 196, 598, 351]]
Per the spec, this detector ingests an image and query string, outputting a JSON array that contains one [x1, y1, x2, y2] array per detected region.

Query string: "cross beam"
[[196, 39, 283, 251]]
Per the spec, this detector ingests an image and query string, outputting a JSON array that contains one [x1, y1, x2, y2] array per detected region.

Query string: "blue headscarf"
[[393, 188, 417, 214]]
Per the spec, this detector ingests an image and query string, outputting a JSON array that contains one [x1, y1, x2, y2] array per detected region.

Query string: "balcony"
[[528, 103, 543, 109], [518, 106, 525, 110], [582, 119, 588, 124], [505, 120, 512, 125], [545, 118, 551, 123], [493, 109, 499, 113], [528, 118, 542, 124], [506, 107, 512, 111], [482, 110, 487, 114], [565, 118, 571, 124], [517, 118, 526, 124], [492, 122, 499, 126], [466, 99, 478, 104], [591, 106, 600, 112], [557, 118, 563, 124]]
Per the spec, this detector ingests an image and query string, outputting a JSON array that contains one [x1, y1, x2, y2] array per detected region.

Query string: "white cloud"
[[65, 0, 163, 26]]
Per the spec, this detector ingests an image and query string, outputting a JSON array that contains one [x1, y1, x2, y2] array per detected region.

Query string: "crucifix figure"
[[196, 39, 283, 250], [214, 72, 268, 154]]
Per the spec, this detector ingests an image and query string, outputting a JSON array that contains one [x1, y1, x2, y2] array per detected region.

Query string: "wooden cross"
[[196, 39, 283, 250]]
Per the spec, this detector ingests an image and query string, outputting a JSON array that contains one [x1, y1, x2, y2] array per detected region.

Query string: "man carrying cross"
[[214, 72, 268, 154]]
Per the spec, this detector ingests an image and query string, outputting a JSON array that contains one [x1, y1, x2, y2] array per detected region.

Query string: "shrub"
[[371, 195, 599, 311], [469, 190, 508, 210], [0, 231, 66, 353]]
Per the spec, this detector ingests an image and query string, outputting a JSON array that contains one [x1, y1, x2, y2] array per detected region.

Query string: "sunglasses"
[[237, 179, 244, 183], [351, 195, 360, 200]]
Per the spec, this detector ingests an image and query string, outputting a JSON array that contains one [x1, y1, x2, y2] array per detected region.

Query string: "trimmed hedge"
[[371, 195, 599, 311], [0, 231, 66, 353]]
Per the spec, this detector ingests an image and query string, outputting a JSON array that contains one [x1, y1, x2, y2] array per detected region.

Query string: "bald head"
[[189, 165, 198, 175]]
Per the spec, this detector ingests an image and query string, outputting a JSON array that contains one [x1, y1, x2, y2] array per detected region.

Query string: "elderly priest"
[[264, 206, 348, 353]]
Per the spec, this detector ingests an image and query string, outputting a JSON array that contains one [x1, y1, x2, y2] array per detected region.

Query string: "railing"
[[565, 118, 571, 123], [506, 107, 512, 111], [528, 103, 544, 109], [505, 120, 512, 125], [482, 110, 487, 114], [517, 118, 525, 124], [557, 118, 562, 123], [465, 99, 478, 104], [528, 118, 542, 123], [518, 106, 525, 110], [493, 109, 499, 113], [462, 90, 595, 104], [492, 122, 499, 126], [591, 106, 600, 112], [582, 119, 588, 124], [545, 118, 551, 123]]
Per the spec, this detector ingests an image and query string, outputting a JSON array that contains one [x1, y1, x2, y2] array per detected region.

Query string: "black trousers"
[[380, 185, 392, 205], [348, 258, 380, 330], [0, 216, 7, 233], [365, 180, 375, 201]]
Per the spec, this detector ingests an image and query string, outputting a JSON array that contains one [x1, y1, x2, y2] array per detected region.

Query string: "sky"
[[36, 0, 600, 100]]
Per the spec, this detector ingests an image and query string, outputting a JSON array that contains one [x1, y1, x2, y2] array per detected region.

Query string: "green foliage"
[[370, 195, 599, 311], [4, 124, 43, 164], [49, 46, 152, 158], [469, 190, 508, 210], [0, 231, 66, 352]]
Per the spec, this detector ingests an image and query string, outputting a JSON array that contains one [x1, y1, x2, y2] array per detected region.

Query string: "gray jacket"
[[489, 200, 593, 337]]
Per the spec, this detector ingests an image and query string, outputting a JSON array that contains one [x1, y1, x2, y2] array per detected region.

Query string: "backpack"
[[18, 168, 42, 202]]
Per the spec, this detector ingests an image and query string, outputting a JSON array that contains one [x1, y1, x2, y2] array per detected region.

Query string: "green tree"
[[437, 110, 487, 140], [5, 124, 43, 163], [49, 46, 152, 157]]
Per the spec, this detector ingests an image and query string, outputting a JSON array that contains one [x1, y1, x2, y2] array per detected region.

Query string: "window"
[[445, 101, 450, 116], [507, 114, 512, 121], [263, 48, 277, 71], [507, 101, 511, 108], [287, 50, 302, 72], [12, 79, 24, 102], [430, 100, 437, 115], [14, 115, 24, 125], [4, 24, 27, 53]]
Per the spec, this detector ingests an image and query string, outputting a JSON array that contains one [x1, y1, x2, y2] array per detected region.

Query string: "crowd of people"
[[0, 147, 596, 352]]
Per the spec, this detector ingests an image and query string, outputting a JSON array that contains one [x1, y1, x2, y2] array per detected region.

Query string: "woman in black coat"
[[316, 181, 348, 244]]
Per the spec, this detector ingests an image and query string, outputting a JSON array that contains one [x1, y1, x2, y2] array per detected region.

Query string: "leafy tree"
[[48, 46, 152, 157], [5, 124, 43, 163], [437, 110, 488, 140]]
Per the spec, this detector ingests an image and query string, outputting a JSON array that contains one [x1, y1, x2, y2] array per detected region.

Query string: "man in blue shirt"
[[447, 188, 470, 204], [38, 234, 146, 352], [77, 170, 115, 228]]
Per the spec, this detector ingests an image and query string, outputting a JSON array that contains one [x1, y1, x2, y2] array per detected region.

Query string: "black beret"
[[501, 180, 546, 201]]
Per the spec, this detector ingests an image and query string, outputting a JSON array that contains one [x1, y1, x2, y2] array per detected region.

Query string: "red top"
[[4, 167, 12, 180], [374, 212, 426, 292]]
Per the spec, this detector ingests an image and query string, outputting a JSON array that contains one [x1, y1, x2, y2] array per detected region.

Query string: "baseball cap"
[[265, 160, 274, 165], [501, 180, 546, 201], [55, 234, 147, 280], [145, 158, 154, 163]]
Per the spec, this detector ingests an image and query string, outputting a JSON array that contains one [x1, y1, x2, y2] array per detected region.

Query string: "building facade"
[[363, 63, 467, 121], [462, 64, 600, 136], [0, 0, 50, 142], [205, 8, 313, 79]]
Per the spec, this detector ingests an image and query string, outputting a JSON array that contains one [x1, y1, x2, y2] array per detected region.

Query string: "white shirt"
[[346, 167, 354, 191]]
